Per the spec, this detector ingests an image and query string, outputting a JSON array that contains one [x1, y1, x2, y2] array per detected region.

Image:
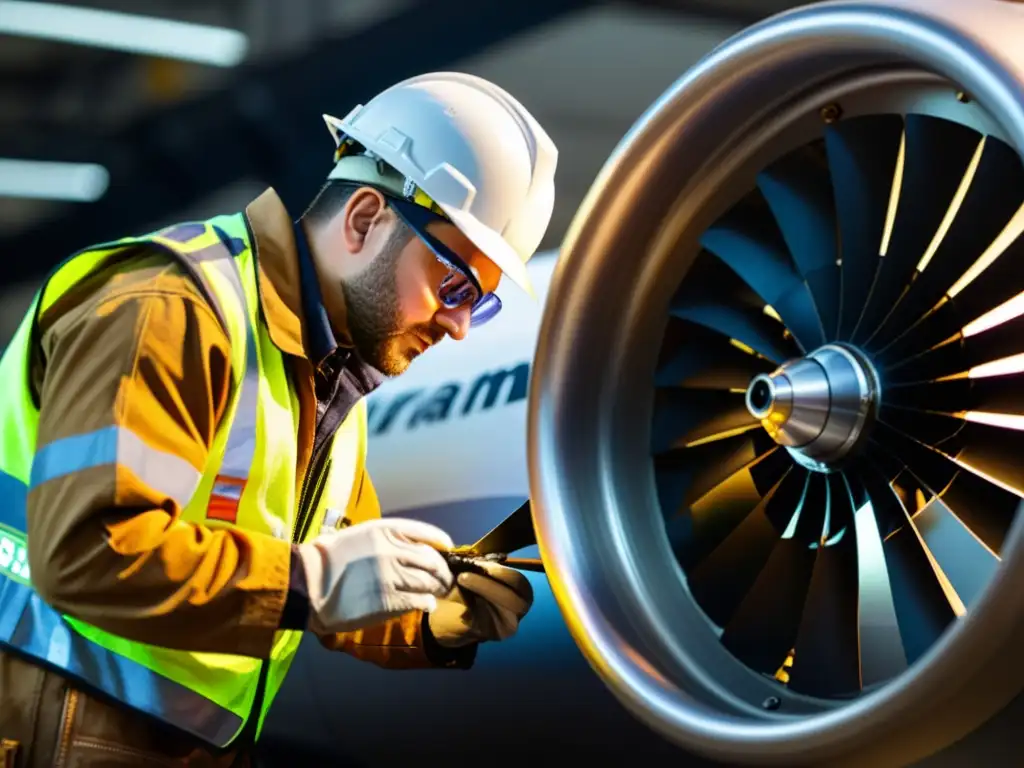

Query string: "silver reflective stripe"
[[202, 254, 247, 327], [177, 230, 260, 497], [30, 426, 201, 508], [0, 222, 254, 747], [0, 577, 242, 746], [211, 481, 244, 501], [217, 331, 260, 483]]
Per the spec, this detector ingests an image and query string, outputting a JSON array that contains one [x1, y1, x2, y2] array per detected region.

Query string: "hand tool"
[[443, 499, 545, 574]]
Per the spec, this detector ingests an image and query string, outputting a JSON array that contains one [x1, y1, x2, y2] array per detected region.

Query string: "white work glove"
[[297, 518, 455, 635], [427, 560, 534, 648]]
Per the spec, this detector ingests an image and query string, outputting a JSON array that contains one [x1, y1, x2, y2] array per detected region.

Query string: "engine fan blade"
[[824, 114, 904, 340], [666, 446, 791, 570], [885, 371, 1024, 420], [954, 421, 1024, 496], [882, 339, 965, 385], [787, 521, 861, 697], [959, 313, 1024, 373], [825, 473, 856, 541], [868, 134, 1024, 350], [656, 318, 776, 390], [879, 204, 1024, 363], [940, 467, 1020, 556], [855, 457, 908, 538], [757, 141, 841, 339], [720, 538, 817, 676], [844, 471, 870, 511], [871, 420, 961, 491], [879, 402, 966, 447], [965, 373, 1024, 413], [701, 197, 825, 351], [858, 461, 960, 666], [784, 470, 832, 546], [687, 468, 802, 627], [850, 491, 910, 689], [865, 429, 1007, 606], [650, 388, 759, 454], [912, 495, 999, 611], [672, 300, 797, 364], [653, 430, 778, 517], [854, 115, 982, 344]]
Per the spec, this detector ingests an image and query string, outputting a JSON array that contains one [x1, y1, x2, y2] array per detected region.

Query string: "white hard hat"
[[322, 72, 558, 298]]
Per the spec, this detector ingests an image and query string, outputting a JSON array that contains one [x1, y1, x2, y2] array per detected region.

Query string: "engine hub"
[[745, 344, 880, 472]]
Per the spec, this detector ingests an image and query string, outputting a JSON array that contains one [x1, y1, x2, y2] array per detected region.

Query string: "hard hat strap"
[[327, 142, 446, 218]]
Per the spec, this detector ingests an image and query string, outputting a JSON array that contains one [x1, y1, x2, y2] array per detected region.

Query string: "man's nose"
[[435, 305, 472, 340]]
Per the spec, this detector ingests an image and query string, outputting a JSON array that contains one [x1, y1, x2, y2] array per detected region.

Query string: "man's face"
[[339, 200, 501, 377]]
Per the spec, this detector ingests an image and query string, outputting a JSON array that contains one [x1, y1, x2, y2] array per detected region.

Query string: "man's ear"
[[342, 187, 387, 256]]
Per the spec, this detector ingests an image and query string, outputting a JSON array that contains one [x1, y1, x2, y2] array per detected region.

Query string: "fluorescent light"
[[0, 159, 109, 202], [0, 1, 248, 67]]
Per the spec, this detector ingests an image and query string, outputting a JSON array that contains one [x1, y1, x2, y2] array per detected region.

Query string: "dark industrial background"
[[0, 0, 814, 346]]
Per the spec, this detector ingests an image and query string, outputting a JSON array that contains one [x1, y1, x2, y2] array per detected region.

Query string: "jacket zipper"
[[292, 354, 356, 543], [234, 440, 331, 753], [293, 441, 331, 542], [238, 364, 348, 751]]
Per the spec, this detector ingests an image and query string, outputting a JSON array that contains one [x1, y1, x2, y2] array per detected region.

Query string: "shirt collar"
[[244, 187, 352, 362], [243, 188, 385, 398], [293, 218, 338, 365]]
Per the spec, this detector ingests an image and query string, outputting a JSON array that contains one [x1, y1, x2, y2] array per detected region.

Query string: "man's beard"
[[341, 230, 442, 376]]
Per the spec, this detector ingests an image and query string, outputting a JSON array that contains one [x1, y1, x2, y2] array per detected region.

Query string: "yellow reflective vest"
[[0, 213, 368, 746]]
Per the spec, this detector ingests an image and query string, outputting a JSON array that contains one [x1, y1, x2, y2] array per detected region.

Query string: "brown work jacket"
[[13, 187, 466, 667], [1, 187, 473, 765]]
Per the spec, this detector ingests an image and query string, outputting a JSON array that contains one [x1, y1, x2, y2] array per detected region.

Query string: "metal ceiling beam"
[[0, 0, 594, 287]]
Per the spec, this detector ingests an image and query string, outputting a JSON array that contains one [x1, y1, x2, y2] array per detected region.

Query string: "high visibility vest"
[[0, 215, 369, 747]]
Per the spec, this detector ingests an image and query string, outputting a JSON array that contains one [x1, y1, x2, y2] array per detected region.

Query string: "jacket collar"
[[244, 187, 353, 362]]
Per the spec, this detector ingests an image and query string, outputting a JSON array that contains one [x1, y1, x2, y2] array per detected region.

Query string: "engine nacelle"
[[527, 1, 1024, 765]]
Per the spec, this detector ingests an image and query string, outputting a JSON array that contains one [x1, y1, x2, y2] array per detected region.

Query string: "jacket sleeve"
[[26, 256, 294, 660], [315, 468, 477, 670]]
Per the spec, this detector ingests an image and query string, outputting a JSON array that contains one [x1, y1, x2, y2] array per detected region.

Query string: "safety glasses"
[[387, 195, 503, 327]]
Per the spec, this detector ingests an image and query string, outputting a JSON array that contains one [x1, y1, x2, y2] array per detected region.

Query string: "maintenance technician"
[[0, 71, 556, 766]]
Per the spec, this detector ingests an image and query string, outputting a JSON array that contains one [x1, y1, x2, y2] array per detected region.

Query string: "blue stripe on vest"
[[0, 220, 259, 748], [0, 469, 27, 532], [0, 577, 242, 746], [30, 426, 118, 489], [0, 474, 243, 746]]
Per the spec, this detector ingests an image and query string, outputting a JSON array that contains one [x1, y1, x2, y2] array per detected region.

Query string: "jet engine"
[[527, 1, 1024, 765]]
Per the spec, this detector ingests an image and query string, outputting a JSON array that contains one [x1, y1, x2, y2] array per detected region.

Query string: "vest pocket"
[[64, 738, 183, 768], [53, 686, 188, 768]]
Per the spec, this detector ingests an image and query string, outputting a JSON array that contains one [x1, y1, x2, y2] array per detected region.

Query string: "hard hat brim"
[[439, 204, 536, 300]]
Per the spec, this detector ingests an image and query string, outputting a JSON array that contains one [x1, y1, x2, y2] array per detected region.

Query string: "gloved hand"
[[427, 560, 534, 648], [297, 518, 455, 635]]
